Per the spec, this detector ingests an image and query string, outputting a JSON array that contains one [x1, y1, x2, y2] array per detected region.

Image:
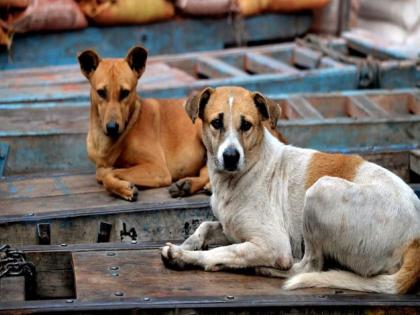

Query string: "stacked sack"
[[174, 0, 330, 16], [311, 0, 359, 34], [77, 0, 175, 25], [357, 0, 420, 45], [0, 0, 87, 49]]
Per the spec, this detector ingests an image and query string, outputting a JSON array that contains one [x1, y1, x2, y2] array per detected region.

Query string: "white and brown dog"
[[161, 86, 420, 294]]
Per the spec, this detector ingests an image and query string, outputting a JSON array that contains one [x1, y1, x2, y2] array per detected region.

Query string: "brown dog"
[[78, 46, 210, 201]]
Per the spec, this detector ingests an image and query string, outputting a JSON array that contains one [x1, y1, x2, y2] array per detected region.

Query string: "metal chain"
[[0, 244, 36, 288]]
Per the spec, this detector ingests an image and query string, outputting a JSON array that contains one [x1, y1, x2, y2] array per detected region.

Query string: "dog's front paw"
[[161, 243, 192, 270], [117, 183, 138, 202], [169, 179, 192, 198]]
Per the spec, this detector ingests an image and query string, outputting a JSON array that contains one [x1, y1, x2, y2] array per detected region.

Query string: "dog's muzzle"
[[106, 121, 120, 138], [223, 146, 240, 172]]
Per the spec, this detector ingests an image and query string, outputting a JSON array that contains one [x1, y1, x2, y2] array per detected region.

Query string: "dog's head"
[[186, 86, 280, 173], [78, 46, 147, 138]]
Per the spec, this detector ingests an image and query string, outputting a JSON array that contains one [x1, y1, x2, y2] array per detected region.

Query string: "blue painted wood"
[[1, 89, 419, 175], [0, 142, 9, 177], [0, 13, 312, 70]]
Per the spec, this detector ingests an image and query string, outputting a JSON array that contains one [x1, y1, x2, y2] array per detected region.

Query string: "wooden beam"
[[287, 96, 323, 119], [349, 95, 390, 118], [0, 277, 25, 302], [195, 56, 249, 79], [244, 52, 298, 74]]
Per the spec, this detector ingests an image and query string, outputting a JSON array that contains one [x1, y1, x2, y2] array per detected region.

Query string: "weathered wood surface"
[[0, 277, 25, 302], [1, 89, 419, 175], [0, 245, 419, 314], [0, 13, 312, 70], [0, 41, 417, 105], [0, 149, 418, 245], [72, 249, 337, 301]]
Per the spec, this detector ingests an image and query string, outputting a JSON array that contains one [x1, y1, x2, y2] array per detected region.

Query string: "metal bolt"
[[66, 299, 74, 303], [111, 272, 119, 277], [114, 291, 124, 297], [107, 252, 116, 256], [60, 243, 67, 247], [131, 240, 137, 244], [143, 297, 150, 301], [27, 212, 34, 216], [109, 266, 119, 271], [226, 295, 234, 300]]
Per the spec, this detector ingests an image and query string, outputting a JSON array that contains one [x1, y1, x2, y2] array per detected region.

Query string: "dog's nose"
[[106, 121, 119, 137], [223, 146, 240, 171]]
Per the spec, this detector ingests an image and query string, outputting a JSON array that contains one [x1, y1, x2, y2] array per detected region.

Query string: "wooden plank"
[[0, 183, 209, 220], [287, 96, 323, 119], [72, 249, 340, 301], [195, 56, 249, 78], [244, 52, 299, 74], [0, 277, 25, 302], [349, 95, 390, 118], [343, 30, 419, 60]]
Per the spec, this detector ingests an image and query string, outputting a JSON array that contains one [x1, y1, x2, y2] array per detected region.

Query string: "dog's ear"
[[252, 92, 281, 129], [126, 46, 148, 78], [78, 49, 101, 79], [185, 87, 214, 123]]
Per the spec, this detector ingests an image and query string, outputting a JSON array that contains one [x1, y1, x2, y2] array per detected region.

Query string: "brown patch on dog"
[[305, 152, 364, 190], [395, 239, 420, 294]]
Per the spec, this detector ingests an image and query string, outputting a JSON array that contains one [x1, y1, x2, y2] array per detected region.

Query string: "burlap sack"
[[359, 0, 420, 31], [2, 0, 87, 33], [78, 0, 175, 25], [236, 0, 330, 16], [312, 0, 359, 34], [175, 0, 235, 16]]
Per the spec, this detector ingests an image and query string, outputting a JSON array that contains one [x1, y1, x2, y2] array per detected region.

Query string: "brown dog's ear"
[[78, 49, 101, 79], [185, 87, 214, 123], [252, 92, 281, 129], [126, 46, 148, 78]]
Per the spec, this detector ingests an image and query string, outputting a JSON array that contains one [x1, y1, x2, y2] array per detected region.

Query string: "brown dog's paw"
[[118, 183, 138, 202], [169, 179, 192, 198], [161, 243, 194, 270]]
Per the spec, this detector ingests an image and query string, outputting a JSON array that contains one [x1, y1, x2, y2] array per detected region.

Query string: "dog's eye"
[[119, 89, 130, 101], [97, 89, 107, 99], [240, 120, 252, 132], [210, 118, 223, 130]]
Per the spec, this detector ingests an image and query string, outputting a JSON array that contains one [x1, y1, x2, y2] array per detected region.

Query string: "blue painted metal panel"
[[0, 13, 312, 70]]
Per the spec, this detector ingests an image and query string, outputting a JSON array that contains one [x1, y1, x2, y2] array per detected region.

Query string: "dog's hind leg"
[[169, 165, 210, 197], [180, 221, 230, 251]]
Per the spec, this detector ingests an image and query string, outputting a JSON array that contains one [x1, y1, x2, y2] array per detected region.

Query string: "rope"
[[295, 34, 418, 89]]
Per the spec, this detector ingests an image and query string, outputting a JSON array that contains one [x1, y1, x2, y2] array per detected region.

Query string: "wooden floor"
[[72, 249, 347, 301]]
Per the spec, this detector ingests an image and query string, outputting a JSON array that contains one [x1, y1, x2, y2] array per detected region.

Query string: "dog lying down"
[[78, 46, 286, 201], [162, 86, 420, 294]]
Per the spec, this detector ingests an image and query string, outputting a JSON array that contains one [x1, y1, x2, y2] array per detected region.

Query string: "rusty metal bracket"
[[36, 223, 51, 245], [0, 141, 9, 177], [97, 222, 112, 243]]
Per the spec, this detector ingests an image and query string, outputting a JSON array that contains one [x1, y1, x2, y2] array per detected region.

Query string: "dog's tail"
[[284, 239, 420, 294]]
